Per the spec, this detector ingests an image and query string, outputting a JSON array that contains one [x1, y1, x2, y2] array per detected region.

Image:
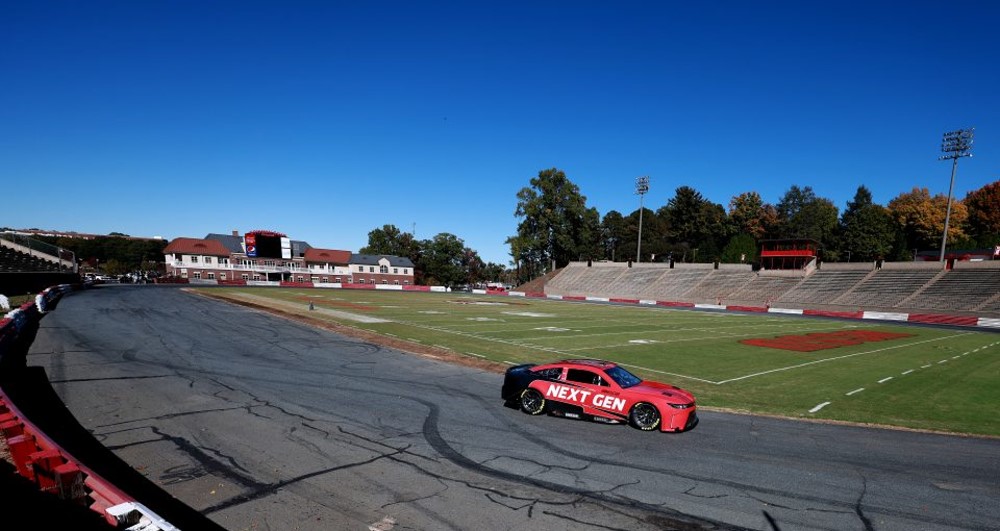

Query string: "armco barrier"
[[0, 283, 225, 530]]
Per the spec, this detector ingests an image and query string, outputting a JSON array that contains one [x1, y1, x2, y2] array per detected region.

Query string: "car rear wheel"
[[519, 389, 546, 415], [629, 402, 661, 431]]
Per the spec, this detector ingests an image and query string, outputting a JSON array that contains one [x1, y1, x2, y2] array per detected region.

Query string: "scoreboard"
[[245, 231, 291, 259]]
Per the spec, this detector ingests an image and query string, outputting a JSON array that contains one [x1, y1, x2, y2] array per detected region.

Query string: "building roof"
[[304, 248, 352, 264], [164, 237, 233, 256], [350, 254, 415, 268], [205, 233, 245, 254], [291, 240, 311, 257]]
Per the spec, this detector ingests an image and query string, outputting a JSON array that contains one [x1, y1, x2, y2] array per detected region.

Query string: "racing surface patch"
[[740, 330, 914, 352]]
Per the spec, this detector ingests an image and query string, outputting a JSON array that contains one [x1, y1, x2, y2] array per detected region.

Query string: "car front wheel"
[[519, 388, 546, 415], [629, 402, 661, 431]]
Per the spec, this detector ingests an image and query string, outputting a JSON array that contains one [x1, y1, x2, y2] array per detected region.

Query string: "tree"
[[361, 224, 419, 259], [600, 210, 627, 261], [887, 187, 968, 251], [775, 185, 839, 249], [728, 192, 771, 239], [578, 207, 603, 262], [419, 233, 467, 288], [839, 186, 896, 262], [657, 186, 729, 262], [511, 168, 592, 271], [720, 233, 758, 264], [963, 180, 1000, 247]]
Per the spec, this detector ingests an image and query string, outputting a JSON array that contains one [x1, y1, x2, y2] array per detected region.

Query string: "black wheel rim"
[[521, 390, 543, 413], [633, 404, 658, 428]]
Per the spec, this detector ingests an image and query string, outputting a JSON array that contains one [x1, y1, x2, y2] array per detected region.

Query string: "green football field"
[[195, 287, 1000, 437]]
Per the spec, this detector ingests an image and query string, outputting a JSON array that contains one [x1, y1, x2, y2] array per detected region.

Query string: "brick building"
[[162, 230, 415, 285]]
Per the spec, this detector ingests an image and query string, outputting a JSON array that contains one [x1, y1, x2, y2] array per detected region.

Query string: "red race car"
[[502, 359, 697, 432]]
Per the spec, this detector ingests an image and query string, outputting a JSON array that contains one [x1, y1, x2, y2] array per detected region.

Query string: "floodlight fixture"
[[635, 176, 650, 263], [938, 128, 974, 262]]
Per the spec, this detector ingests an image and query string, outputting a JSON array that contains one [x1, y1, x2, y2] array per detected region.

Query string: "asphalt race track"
[[17, 286, 1000, 530]]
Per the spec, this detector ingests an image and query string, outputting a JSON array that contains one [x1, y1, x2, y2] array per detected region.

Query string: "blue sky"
[[3, 1, 998, 265]]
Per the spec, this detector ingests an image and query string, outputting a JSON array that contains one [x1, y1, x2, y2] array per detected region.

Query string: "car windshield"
[[605, 365, 642, 388]]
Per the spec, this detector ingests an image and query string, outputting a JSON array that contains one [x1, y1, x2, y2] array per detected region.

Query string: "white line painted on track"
[[878, 377, 893, 384], [846, 388, 865, 396], [809, 402, 831, 413], [902, 369, 914, 375], [503, 360, 516, 365]]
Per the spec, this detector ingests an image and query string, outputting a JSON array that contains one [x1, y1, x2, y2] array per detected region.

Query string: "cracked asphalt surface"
[[20, 286, 1000, 530]]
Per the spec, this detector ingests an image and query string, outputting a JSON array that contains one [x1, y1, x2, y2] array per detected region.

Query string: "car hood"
[[629, 381, 695, 404]]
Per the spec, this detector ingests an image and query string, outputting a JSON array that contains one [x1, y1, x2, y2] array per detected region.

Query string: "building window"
[[207, 272, 215, 280], [380, 265, 389, 274], [191, 256, 199, 263], [205, 257, 213, 264], [403, 268, 409, 274], [369, 266, 375, 273], [358, 279, 365, 284], [219, 258, 229, 265], [241, 274, 249, 281], [382, 280, 388, 284], [357, 265, 364, 272], [335, 277, 341, 283], [393, 268, 398, 274], [220, 274, 227, 280], [253, 275, 261, 281], [193, 272, 202, 279], [297, 276, 304, 282]]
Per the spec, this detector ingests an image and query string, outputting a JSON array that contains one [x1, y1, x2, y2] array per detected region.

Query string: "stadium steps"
[[827, 269, 879, 306], [895, 269, 948, 308], [974, 291, 1000, 313], [832, 269, 941, 308]]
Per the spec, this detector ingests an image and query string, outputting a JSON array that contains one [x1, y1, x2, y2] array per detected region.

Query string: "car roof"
[[544, 359, 618, 371]]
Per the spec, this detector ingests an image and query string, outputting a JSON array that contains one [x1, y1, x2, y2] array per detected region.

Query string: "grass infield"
[[195, 287, 1000, 437]]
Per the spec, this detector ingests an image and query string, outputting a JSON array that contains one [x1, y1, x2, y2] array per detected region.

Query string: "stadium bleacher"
[[538, 260, 1000, 317], [0, 246, 71, 273]]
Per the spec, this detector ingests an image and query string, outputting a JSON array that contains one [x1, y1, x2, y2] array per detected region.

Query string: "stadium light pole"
[[635, 176, 650, 263], [938, 128, 974, 262]]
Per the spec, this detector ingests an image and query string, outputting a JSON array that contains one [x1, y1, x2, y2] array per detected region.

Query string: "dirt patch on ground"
[[194, 289, 511, 375]]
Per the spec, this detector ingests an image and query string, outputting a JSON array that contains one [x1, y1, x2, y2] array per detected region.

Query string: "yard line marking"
[[878, 377, 893, 384], [809, 402, 831, 413], [952, 355, 961, 359], [465, 352, 485, 358], [503, 360, 517, 365], [901, 369, 914, 375], [938, 360, 948, 364], [921, 364, 932, 368], [846, 388, 865, 396], [715, 333, 970, 385]]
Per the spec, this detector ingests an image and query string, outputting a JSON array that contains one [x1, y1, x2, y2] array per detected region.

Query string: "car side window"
[[566, 369, 608, 386], [536, 368, 562, 380]]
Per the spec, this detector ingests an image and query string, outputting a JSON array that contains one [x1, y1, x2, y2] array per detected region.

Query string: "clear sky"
[[3, 1, 998, 265]]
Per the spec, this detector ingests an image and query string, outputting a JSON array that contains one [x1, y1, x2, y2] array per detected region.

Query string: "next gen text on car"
[[501, 359, 698, 433]]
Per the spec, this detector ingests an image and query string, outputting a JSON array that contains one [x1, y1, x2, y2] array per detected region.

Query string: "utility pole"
[[938, 128, 974, 262], [635, 176, 649, 263]]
